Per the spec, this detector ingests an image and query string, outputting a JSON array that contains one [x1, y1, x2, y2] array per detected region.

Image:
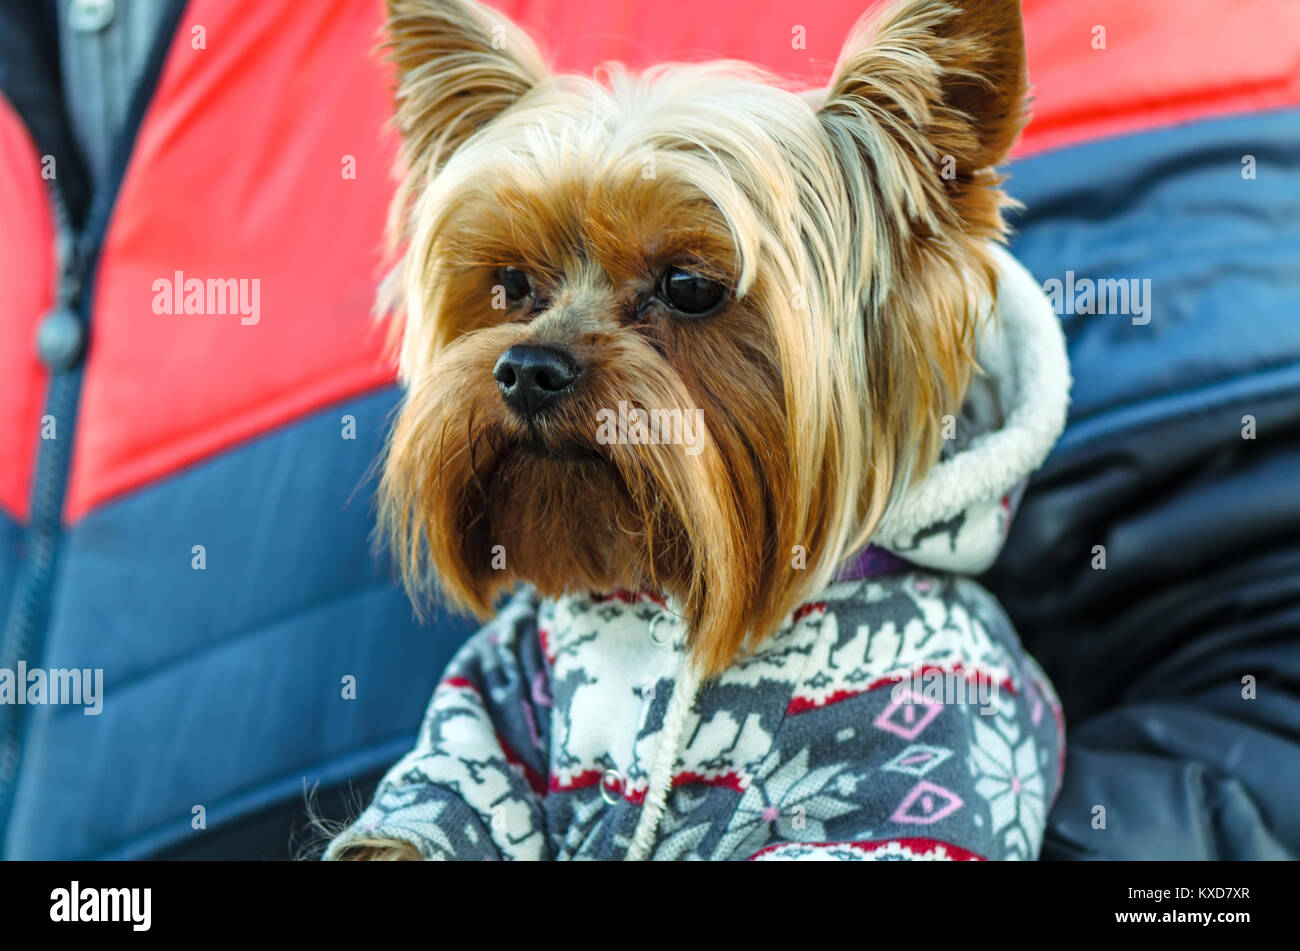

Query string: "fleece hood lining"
[[874, 244, 1072, 548]]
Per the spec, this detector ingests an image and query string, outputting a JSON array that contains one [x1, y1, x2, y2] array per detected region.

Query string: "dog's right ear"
[[385, 0, 548, 184]]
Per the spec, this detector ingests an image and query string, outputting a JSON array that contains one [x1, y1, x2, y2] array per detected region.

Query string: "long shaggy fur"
[[377, 0, 1029, 679]]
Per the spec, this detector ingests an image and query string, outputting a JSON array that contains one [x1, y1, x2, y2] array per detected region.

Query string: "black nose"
[[493, 344, 580, 418]]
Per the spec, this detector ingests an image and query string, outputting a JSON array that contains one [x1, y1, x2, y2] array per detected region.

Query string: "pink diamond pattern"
[[873, 689, 942, 740], [890, 780, 964, 825]]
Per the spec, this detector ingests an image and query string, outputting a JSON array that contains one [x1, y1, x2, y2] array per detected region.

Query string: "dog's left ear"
[[818, 0, 1028, 238], [384, 0, 549, 187]]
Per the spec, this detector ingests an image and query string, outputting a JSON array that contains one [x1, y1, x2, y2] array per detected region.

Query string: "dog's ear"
[[810, 1, 1026, 546], [384, 0, 548, 183], [817, 0, 1027, 239]]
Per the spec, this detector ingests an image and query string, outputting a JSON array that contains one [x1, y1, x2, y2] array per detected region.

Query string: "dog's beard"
[[382, 322, 757, 661]]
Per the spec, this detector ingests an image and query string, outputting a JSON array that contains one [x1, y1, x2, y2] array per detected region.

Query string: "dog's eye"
[[498, 266, 533, 304], [660, 268, 724, 317]]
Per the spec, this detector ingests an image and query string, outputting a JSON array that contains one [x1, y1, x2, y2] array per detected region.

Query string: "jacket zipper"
[[0, 0, 188, 856], [0, 182, 92, 845]]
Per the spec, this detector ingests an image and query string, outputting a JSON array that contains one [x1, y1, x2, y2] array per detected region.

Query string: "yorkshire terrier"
[[329, 0, 1070, 861]]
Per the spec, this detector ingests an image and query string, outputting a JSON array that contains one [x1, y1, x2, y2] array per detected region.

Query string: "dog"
[[328, 0, 1070, 861]]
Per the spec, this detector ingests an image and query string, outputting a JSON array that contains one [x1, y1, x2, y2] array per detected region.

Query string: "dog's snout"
[[493, 344, 580, 418]]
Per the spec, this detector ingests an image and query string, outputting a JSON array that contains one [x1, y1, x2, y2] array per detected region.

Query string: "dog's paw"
[[332, 837, 423, 861]]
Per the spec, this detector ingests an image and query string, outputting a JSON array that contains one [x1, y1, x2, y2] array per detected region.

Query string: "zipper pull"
[[35, 210, 89, 372]]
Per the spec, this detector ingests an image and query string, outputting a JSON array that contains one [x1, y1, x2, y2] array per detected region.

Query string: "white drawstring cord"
[[625, 614, 702, 861]]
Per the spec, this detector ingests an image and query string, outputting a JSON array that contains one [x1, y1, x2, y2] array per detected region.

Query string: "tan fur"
[[332, 837, 423, 861], [378, 0, 1028, 687]]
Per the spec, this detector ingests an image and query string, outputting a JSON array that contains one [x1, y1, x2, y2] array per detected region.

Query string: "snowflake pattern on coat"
[[327, 573, 1064, 861]]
